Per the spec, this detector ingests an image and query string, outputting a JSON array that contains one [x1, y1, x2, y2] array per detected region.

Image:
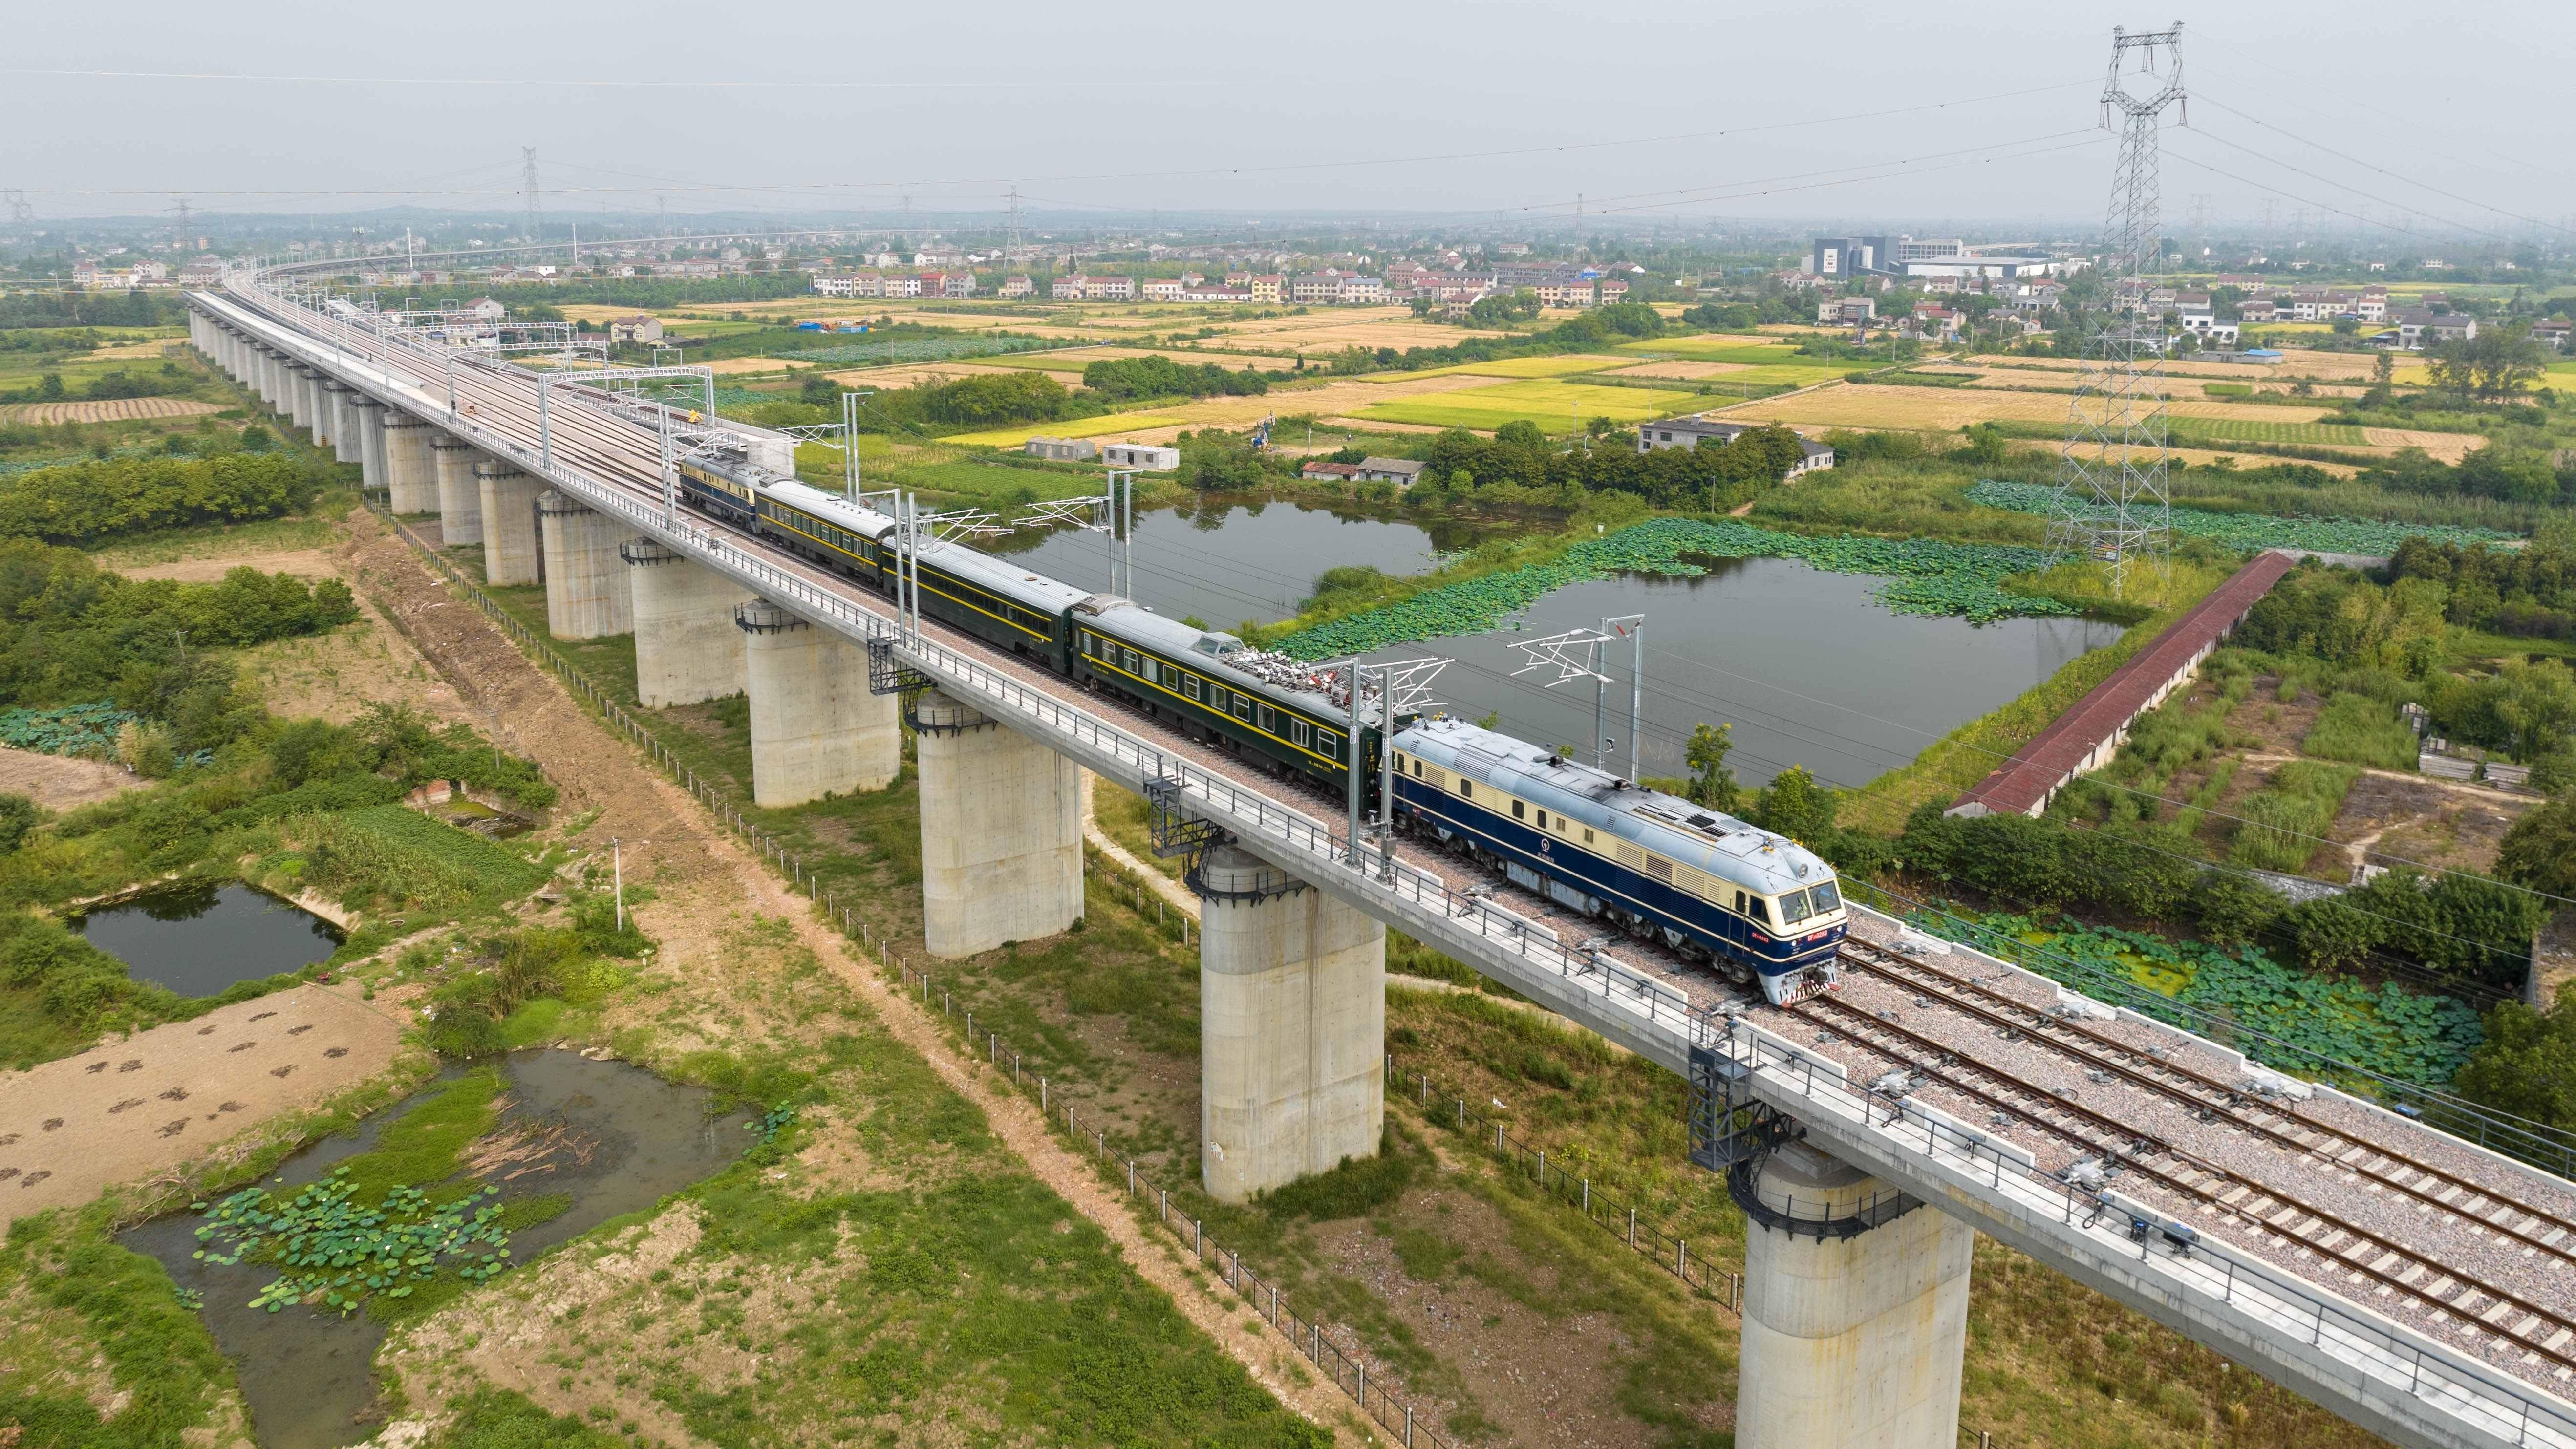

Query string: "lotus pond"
[[1900, 904, 2483, 1087], [122, 1048, 755, 1449]]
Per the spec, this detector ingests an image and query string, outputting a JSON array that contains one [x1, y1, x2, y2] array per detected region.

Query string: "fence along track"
[[1793, 993, 2576, 1381], [1840, 938, 2576, 1266]]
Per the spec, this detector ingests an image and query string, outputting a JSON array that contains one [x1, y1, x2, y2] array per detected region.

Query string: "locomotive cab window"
[[1749, 897, 1770, 924], [1810, 880, 1842, 913], [1779, 890, 1811, 926]]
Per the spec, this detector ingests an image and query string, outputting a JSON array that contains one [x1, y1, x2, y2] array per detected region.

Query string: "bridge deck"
[[196, 272, 2576, 1449]]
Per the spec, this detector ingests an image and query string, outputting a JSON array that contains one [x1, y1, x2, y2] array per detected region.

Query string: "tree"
[[1750, 765, 1835, 845], [2427, 331, 2551, 402], [2498, 796, 2576, 897], [2453, 995, 2576, 1135], [1683, 722, 1741, 813]]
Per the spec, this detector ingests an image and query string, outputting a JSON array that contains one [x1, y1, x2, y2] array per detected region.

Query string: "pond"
[[1365, 555, 2124, 795], [121, 1049, 754, 1449], [983, 492, 1493, 630], [74, 881, 344, 997]]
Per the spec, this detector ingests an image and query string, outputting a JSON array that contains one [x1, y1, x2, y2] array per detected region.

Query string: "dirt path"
[[0, 746, 147, 812], [357, 509, 1371, 1446], [0, 984, 407, 1225]]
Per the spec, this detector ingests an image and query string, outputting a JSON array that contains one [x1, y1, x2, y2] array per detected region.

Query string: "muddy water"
[[74, 881, 343, 996], [122, 1049, 752, 1449]]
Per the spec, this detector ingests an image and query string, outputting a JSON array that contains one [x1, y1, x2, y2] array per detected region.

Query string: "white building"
[[1101, 442, 1179, 471]]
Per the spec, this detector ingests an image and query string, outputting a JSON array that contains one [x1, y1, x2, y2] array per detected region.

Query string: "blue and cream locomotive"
[[1389, 719, 1845, 1003]]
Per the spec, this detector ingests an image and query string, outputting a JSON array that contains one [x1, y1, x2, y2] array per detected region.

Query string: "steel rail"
[[1841, 939, 2576, 1268], [1797, 993, 2576, 1380]]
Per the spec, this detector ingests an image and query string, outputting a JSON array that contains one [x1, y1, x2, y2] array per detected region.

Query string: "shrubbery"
[[0, 453, 322, 546], [1894, 802, 2542, 989]]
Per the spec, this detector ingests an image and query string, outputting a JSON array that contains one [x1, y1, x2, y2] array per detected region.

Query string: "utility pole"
[[169, 197, 192, 250]]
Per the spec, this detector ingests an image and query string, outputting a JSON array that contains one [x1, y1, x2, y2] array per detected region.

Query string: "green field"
[[1355, 378, 1699, 432], [2171, 418, 2372, 446], [945, 410, 1190, 447]]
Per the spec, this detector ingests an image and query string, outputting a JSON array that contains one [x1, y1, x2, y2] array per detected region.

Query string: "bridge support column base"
[[536, 492, 633, 639], [430, 437, 483, 546], [915, 688, 1080, 959], [1196, 844, 1384, 1205], [477, 463, 543, 586], [629, 544, 747, 708], [1737, 1140, 1972, 1449], [384, 415, 437, 514], [736, 600, 894, 807]]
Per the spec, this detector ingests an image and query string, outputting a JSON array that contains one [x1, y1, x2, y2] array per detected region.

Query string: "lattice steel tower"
[[2045, 22, 2186, 599], [520, 147, 543, 245]]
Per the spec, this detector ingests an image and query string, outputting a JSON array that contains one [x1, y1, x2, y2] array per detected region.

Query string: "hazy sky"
[[8, 1, 2571, 237]]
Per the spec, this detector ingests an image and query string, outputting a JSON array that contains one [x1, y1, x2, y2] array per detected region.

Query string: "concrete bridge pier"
[[253, 347, 279, 408], [476, 461, 544, 585], [1734, 1140, 1974, 1449], [287, 365, 319, 436], [322, 382, 360, 463], [311, 375, 340, 448], [735, 600, 896, 807], [351, 397, 387, 490], [628, 542, 748, 707], [430, 436, 483, 546], [383, 414, 436, 513], [535, 491, 633, 639], [913, 688, 1080, 957], [1194, 845, 1386, 1205]]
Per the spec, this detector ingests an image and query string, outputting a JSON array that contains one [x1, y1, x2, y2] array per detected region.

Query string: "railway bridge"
[[187, 253, 2576, 1449]]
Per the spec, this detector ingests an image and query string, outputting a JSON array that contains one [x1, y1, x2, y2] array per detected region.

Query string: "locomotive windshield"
[[1779, 890, 1811, 926], [1810, 880, 1842, 913]]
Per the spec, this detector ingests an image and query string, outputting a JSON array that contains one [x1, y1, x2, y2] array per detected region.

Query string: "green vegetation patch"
[[2227, 760, 2360, 873], [293, 805, 550, 915], [0, 702, 137, 756], [2174, 418, 2370, 447], [1965, 478, 2517, 554], [787, 333, 1061, 367], [1276, 516, 2069, 658], [1910, 905, 2483, 1085]]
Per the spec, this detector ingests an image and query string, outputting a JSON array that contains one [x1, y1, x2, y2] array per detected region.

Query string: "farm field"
[[1355, 376, 1700, 432], [1352, 352, 1628, 382], [0, 396, 230, 425], [822, 361, 1092, 390], [1615, 335, 1805, 362], [1729, 382, 2343, 433], [1604, 358, 1754, 380], [943, 408, 1193, 447]]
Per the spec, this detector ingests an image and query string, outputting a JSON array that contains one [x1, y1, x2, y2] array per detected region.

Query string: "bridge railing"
[[1725, 1019, 2576, 1449]]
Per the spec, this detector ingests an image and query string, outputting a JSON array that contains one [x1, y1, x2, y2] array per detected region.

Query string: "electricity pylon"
[[2046, 21, 2186, 601]]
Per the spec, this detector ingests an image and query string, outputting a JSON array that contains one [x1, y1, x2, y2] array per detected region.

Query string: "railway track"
[[1839, 938, 2576, 1269], [1791, 990, 2576, 1378]]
